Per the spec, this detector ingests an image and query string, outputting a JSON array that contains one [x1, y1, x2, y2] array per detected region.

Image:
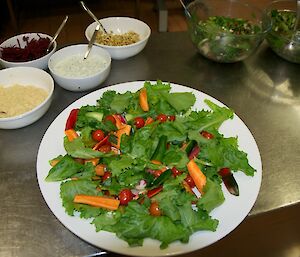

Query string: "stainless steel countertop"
[[1, 32, 299, 257]]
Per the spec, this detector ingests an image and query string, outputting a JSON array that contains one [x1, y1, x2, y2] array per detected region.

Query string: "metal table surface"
[[0, 32, 299, 257]]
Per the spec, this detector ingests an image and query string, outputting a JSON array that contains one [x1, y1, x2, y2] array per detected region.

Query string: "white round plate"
[[37, 81, 262, 256]]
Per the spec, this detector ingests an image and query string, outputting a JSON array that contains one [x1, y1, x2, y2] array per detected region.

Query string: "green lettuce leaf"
[[60, 179, 99, 216], [45, 155, 82, 182], [197, 178, 225, 212]]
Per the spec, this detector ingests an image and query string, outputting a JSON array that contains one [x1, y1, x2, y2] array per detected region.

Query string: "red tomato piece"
[[134, 117, 145, 129], [102, 171, 112, 181], [104, 115, 116, 125], [92, 129, 105, 142], [168, 115, 176, 121], [156, 114, 167, 123], [185, 174, 196, 188], [98, 144, 111, 153], [149, 202, 161, 216], [200, 131, 214, 139], [171, 167, 182, 177], [218, 167, 231, 177], [119, 189, 134, 205]]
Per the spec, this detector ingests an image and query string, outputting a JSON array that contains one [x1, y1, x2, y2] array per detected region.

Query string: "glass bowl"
[[264, 0, 300, 63], [185, 0, 271, 63]]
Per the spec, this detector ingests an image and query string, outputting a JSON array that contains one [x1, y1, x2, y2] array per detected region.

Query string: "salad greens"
[[187, 15, 262, 63], [45, 81, 256, 249], [266, 10, 300, 63]]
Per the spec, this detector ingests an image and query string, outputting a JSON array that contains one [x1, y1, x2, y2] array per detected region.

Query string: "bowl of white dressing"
[[48, 44, 111, 92]]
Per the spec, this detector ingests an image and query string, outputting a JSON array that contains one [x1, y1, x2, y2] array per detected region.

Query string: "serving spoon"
[[179, 0, 191, 18], [46, 15, 68, 53], [80, 1, 107, 33], [84, 23, 100, 59]]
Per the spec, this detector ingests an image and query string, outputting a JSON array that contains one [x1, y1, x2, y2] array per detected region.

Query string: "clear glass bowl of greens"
[[264, 0, 300, 63], [185, 0, 271, 63]]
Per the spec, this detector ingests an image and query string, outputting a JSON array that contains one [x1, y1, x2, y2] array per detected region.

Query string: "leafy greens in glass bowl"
[[185, 0, 271, 63], [264, 0, 300, 64]]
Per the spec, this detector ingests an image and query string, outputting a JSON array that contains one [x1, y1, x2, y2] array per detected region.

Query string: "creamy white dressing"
[[52, 54, 108, 78]]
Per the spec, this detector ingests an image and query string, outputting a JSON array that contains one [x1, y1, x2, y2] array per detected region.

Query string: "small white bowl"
[[48, 44, 111, 92], [0, 67, 54, 129], [85, 17, 151, 60], [0, 33, 57, 70]]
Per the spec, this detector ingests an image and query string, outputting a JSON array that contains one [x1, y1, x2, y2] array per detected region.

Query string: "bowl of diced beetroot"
[[0, 32, 57, 70]]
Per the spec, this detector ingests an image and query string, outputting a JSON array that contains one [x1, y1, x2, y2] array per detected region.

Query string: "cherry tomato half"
[[149, 202, 161, 216], [200, 130, 214, 139], [134, 117, 145, 129], [119, 189, 134, 205], [104, 115, 116, 125], [171, 167, 182, 177], [92, 129, 105, 142], [168, 115, 176, 121], [102, 171, 112, 181], [98, 144, 111, 153], [156, 114, 168, 123], [185, 174, 196, 188]]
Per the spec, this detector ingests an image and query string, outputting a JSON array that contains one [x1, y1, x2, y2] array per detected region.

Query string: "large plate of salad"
[[37, 81, 262, 256]]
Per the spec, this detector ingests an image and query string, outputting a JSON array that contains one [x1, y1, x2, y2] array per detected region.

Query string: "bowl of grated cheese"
[[85, 17, 151, 60], [0, 67, 54, 129]]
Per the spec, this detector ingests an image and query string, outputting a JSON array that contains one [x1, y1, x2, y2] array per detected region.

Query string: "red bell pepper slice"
[[147, 186, 163, 198], [188, 145, 200, 160], [65, 109, 79, 130]]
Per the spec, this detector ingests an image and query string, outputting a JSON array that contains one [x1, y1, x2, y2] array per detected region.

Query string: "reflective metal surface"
[[0, 32, 299, 257]]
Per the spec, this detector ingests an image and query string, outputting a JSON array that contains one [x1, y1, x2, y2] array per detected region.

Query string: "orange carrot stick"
[[65, 129, 79, 141], [73, 194, 120, 210], [187, 159, 206, 195], [151, 160, 162, 165], [139, 88, 149, 112]]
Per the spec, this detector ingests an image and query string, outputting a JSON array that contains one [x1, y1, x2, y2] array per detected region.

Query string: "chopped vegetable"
[[218, 167, 239, 196], [114, 124, 131, 148], [0, 34, 52, 62], [187, 159, 206, 195], [74, 194, 120, 210], [151, 135, 167, 162], [65, 129, 79, 141], [139, 88, 149, 111], [65, 109, 79, 130]]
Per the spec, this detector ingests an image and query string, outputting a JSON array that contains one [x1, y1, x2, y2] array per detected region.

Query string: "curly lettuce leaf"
[[60, 179, 100, 216], [197, 178, 225, 212]]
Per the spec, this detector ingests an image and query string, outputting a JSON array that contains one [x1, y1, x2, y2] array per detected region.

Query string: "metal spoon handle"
[[179, 0, 191, 18], [80, 1, 107, 33], [84, 24, 100, 59], [47, 15, 68, 52]]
